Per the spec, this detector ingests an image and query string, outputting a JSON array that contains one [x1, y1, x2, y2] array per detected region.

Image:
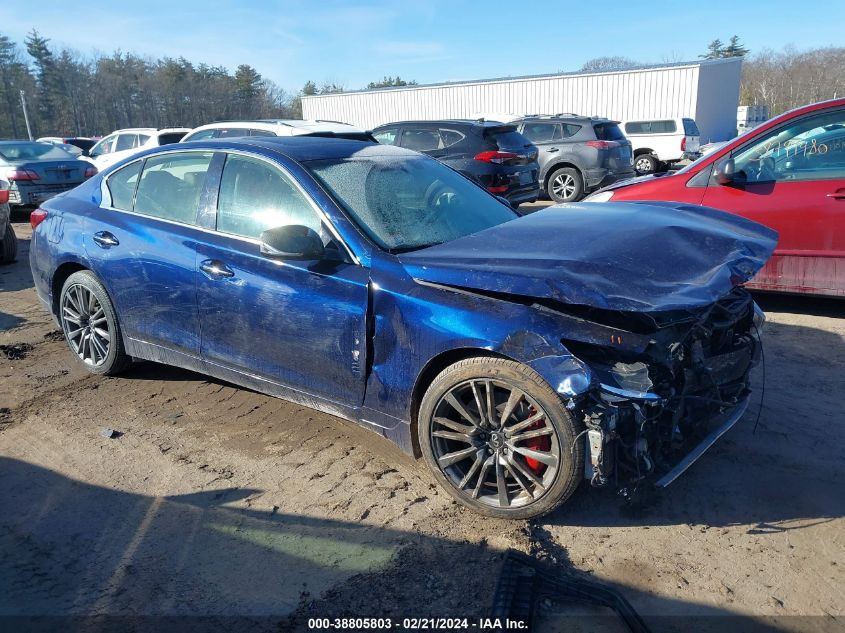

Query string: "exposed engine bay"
[[558, 287, 763, 494]]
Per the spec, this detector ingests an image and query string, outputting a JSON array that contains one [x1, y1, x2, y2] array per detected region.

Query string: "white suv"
[[83, 128, 191, 170], [181, 119, 374, 143], [620, 117, 701, 174]]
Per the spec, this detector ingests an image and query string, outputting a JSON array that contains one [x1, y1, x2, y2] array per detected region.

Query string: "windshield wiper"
[[389, 242, 443, 254]]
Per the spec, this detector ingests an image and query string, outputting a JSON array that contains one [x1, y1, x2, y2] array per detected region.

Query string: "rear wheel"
[[634, 153, 658, 175], [1, 223, 17, 263], [60, 271, 130, 375], [418, 357, 583, 519], [547, 167, 583, 203]]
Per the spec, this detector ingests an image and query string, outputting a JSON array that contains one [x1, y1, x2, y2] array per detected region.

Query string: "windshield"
[[0, 142, 76, 161], [306, 154, 518, 251]]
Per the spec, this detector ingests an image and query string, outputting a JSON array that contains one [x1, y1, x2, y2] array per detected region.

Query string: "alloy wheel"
[[61, 283, 111, 367], [429, 379, 561, 509], [552, 173, 576, 200]]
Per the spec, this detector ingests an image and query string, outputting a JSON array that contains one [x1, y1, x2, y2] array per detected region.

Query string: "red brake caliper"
[[522, 406, 551, 475]]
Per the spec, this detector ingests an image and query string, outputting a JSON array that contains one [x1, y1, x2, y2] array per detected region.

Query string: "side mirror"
[[259, 225, 325, 260], [716, 158, 736, 185]]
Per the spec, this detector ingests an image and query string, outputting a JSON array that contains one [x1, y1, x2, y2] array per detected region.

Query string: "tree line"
[[581, 37, 845, 118], [2, 29, 843, 139]]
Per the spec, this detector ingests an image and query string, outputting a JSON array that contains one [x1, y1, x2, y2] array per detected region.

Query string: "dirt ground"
[[1, 215, 842, 632]]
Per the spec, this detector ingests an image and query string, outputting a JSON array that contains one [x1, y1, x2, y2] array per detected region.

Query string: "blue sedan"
[[29, 137, 776, 518]]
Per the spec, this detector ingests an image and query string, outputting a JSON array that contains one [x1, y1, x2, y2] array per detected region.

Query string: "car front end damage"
[[555, 287, 764, 494]]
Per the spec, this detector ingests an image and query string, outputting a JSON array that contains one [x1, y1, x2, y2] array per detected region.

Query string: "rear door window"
[[521, 123, 562, 143], [593, 123, 627, 141], [400, 128, 442, 152], [216, 154, 321, 239], [133, 152, 214, 224], [249, 129, 277, 137], [106, 161, 142, 211], [114, 134, 138, 152]]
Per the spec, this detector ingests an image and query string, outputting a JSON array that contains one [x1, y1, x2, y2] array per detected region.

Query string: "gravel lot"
[[1, 215, 842, 632]]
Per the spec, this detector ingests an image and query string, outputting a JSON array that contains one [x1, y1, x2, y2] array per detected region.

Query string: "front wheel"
[[418, 357, 584, 519], [60, 270, 130, 375]]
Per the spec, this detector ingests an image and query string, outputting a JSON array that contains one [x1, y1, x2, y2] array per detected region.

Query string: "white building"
[[302, 57, 742, 143]]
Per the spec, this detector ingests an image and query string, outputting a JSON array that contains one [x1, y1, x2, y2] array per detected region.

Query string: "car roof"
[[109, 127, 190, 134], [373, 119, 515, 129], [514, 114, 616, 124], [159, 135, 416, 162], [186, 119, 368, 135]]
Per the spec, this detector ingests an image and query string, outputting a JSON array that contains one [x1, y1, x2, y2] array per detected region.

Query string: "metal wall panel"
[[303, 59, 741, 142]]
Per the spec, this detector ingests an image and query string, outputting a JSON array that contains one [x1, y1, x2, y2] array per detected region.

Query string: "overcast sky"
[[1, 0, 842, 92]]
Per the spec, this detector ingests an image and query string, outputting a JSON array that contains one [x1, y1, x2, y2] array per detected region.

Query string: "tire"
[[59, 270, 130, 375], [418, 357, 584, 520], [634, 153, 658, 175], [547, 167, 583, 203], [1, 223, 17, 264]]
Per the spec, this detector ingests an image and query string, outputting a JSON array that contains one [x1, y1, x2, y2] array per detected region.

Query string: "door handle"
[[200, 259, 235, 279], [827, 190, 845, 200], [92, 231, 119, 248], [546, 147, 559, 153]]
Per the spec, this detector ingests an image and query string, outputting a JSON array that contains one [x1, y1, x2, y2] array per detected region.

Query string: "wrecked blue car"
[[29, 138, 776, 519]]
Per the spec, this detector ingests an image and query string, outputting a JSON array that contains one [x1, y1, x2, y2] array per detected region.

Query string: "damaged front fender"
[[498, 330, 593, 398]]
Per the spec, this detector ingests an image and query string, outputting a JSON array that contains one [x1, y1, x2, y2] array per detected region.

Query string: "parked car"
[[37, 137, 97, 157], [30, 136, 774, 519], [511, 115, 635, 203], [586, 98, 845, 297], [182, 119, 375, 142], [83, 128, 190, 170], [0, 141, 97, 208], [372, 119, 539, 207], [0, 177, 14, 263], [620, 117, 701, 174]]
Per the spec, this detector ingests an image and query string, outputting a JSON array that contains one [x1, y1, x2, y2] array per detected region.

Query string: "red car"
[[586, 98, 845, 297]]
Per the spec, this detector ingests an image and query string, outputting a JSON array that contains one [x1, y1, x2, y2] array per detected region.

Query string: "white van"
[[621, 118, 701, 174]]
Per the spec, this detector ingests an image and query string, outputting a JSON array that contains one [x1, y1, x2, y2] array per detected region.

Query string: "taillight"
[[6, 169, 40, 181], [585, 140, 620, 150], [30, 208, 48, 229], [486, 185, 509, 193], [474, 151, 518, 164], [681, 137, 687, 151], [0, 189, 8, 204], [84, 166, 98, 178]]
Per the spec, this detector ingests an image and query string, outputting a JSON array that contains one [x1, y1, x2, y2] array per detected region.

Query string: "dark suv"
[[371, 120, 539, 206], [512, 115, 635, 202]]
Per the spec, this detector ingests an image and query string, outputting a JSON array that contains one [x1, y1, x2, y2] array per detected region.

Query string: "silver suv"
[[512, 115, 635, 202]]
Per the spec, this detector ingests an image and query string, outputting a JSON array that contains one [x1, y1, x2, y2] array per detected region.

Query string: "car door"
[[94, 133, 138, 169], [195, 151, 369, 405], [518, 121, 565, 177], [87, 150, 215, 356], [701, 107, 845, 295], [87, 134, 117, 169]]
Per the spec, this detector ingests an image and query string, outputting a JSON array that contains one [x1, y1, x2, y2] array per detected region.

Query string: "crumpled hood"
[[399, 201, 778, 312]]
